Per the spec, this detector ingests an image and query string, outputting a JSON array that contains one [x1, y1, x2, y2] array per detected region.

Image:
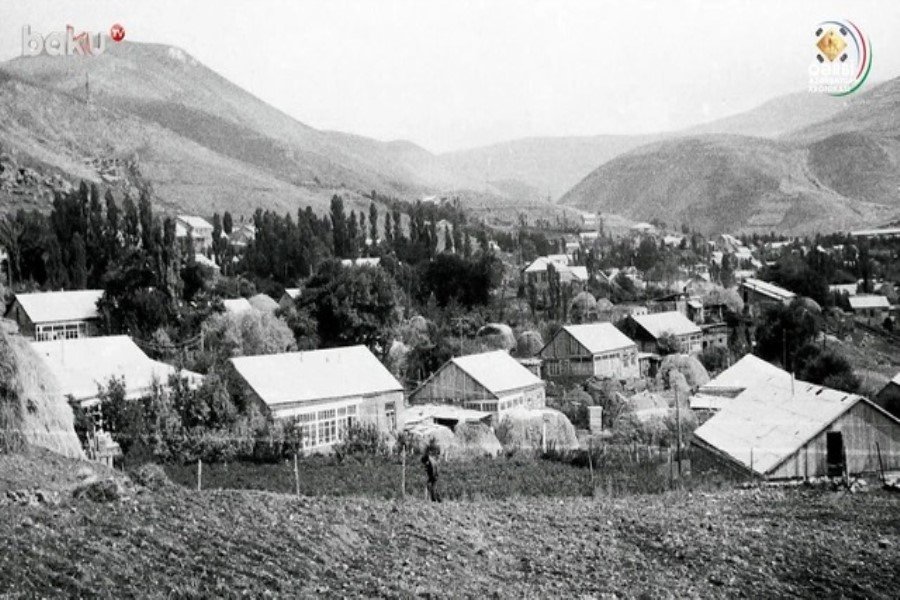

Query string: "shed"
[[230, 345, 403, 451], [692, 378, 900, 479], [410, 350, 546, 415]]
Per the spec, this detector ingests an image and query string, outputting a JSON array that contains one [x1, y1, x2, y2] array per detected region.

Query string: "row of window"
[[34, 321, 90, 341]]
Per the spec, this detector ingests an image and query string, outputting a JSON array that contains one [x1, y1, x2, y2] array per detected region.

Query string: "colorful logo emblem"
[[809, 20, 871, 96]]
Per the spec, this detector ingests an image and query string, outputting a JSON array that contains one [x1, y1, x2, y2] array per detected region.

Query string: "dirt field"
[[1, 452, 898, 598]]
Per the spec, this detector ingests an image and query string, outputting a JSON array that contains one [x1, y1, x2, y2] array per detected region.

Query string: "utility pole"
[[675, 387, 683, 478]]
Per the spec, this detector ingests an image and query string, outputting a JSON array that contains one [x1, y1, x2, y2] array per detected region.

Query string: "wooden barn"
[[538, 323, 638, 380], [6, 290, 104, 341], [692, 377, 900, 480], [409, 350, 545, 415]]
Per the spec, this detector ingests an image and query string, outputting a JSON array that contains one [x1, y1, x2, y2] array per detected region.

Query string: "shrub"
[[334, 422, 390, 460], [698, 346, 729, 374]]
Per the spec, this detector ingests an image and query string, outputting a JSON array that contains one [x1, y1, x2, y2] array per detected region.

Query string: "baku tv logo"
[[808, 20, 871, 96], [21, 24, 126, 57]]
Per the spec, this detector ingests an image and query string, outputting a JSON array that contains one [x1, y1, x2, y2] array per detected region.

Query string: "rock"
[[72, 478, 125, 503]]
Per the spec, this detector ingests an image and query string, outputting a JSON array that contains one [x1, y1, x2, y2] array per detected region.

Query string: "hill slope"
[[0, 41, 478, 216], [560, 80, 900, 234]]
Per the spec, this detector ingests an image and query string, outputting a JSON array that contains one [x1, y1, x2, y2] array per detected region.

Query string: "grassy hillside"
[[1, 453, 897, 598]]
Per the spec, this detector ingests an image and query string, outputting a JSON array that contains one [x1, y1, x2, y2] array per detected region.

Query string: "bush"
[[333, 422, 390, 460]]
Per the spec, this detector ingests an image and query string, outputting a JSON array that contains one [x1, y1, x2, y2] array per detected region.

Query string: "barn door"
[[826, 432, 845, 477]]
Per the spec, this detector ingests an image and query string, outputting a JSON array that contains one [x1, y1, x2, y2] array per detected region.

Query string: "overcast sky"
[[2, 0, 898, 152]]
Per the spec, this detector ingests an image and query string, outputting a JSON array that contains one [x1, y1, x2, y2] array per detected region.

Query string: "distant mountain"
[[559, 80, 900, 235], [0, 41, 475, 217]]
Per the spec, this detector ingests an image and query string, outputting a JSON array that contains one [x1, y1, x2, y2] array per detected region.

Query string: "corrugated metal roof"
[[693, 379, 866, 476], [741, 278, 796, 302], [31, 335, 198, 403], [848, 294, 890, 309], [561, 323, 636, 354], [451, 350, 543, 396], [13, 290, 104, 324], [699, 354, 792, 397], [230, 345, 403, 406], [630, 311, 701, 338]]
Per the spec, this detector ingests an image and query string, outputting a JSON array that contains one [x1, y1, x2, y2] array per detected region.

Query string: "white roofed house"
[[692, 376, 900, 480], [230, 345, 404, 452], [847, 294, 891, 325], [31, 335, 203, 408], [5, 290, 104, 340], [523, 255, 588, 297], [740, 278, 796, 316], [622, 311, 703, 355], [409, 350, 546, 415], [538, 323, 639, 381], [175, 215, 214, 253]]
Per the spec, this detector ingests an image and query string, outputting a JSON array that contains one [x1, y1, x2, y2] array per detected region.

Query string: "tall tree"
[[330, 195, 348, 258], [222, 211, 234, 235], [369, 203, 378, 249], [70, 233, 88, 289]]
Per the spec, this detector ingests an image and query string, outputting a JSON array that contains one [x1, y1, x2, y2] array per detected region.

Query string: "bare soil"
[[1, 450, 897, 598]]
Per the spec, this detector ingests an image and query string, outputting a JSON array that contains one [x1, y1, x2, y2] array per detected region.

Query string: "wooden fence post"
[[294, 452, 300, 497], [876, 442, 886, 485], [401, 448, 407, 498], [588, 439, 595, 497], [197, 458, 202, 492]]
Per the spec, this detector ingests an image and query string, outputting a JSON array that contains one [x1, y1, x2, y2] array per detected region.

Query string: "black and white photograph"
[[0, 0, 898, 597]]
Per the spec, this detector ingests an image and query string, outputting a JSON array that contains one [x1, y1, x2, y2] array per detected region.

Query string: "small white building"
[[230, 345, 404, 451], [848, 294, 890, 324], [538, 323, 639, 380], [6, 290, 104, 341], [175, 215, 214, 252], [409, 350, 546, 415], [31, 335, 202, 408]]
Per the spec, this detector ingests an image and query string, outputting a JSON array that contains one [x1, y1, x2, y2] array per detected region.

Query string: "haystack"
[[248, 293, 279, 313], [497, 407, 578, 452], [515, 330, 544, 358], [476, 323, 516, 352], [403, 422, 462, 457], [0, 323, 84, 459], [453, 421, 502, 457], [659, 354, 710, 389]]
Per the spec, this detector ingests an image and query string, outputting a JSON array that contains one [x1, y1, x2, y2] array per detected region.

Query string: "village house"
[[228, 223, 256, 248], [876, 373, 900, 419], [740, 278, 796, 316], [31, 335, 202, 408], [5, 289, 104, 341], [409, 350, 546, 415], [279, 287, 301, 309], [175, 215, 215, 253], [692, 374, 900, 480], [538, 323, 639, 380], [690, 354, 793, 416], [622, 311, 703, 355], [848, 294, 890, 324], [523, 255, 588, 294], [230, 345, 404, 451]]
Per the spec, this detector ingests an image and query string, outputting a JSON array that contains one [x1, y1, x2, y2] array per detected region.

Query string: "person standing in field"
[[422, 450, 441, 502]]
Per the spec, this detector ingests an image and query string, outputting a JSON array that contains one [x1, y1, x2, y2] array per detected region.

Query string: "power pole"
[[675, 387, 683, 478]]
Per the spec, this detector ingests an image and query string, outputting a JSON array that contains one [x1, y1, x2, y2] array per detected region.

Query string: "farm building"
[[175, 215, 214, 252], [538, 323, 639, 380], [5, 289, 104, 341], [875, 373, 900, 419], [230, 345, 403, 451], [692, 377, 900, 479], [31, 335, 202, 408], [623, 311, 703, 355], [848, 295, 890, 324], [740, 278, 796, 316], [409, 350, 546, 415]]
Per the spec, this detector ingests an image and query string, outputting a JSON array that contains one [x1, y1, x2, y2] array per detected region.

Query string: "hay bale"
[[659, 354, 710, 389], [0, 325, 84, 459], [496, 407, 579, 452], [248, 293, 279, 313], [476, 323, 515, 352], [453, 421, 502, 457], [515, 330, 544, 358], [403, 422, 462, 458]]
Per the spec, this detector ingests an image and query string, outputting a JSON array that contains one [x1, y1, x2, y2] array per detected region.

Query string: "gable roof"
[[230, 345, 403, 407], [630, 311, 701, 338], [741, 278, 796, 302], [557, 323, 636, 355], [450, 350, 543, 396], [698, 354, 792, 397], [692, 379, 882, 476], [282, 288, 301, 300], [222, 298, 253, 314], [848, 294, 890, 310], [176, 215, 213, 231], [12, 290, 104, 324], [31, 335, 199, 404]]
